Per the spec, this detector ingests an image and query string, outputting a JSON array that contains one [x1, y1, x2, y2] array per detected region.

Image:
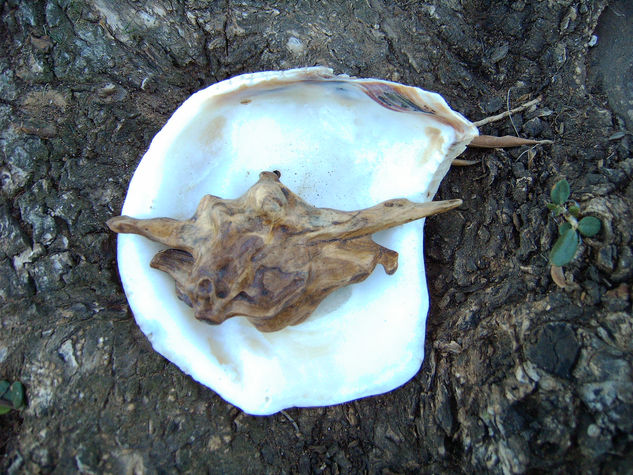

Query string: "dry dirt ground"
[[1, 1, 632, 473]]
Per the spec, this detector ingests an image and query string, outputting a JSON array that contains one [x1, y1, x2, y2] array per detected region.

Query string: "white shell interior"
[[117, 67, 477, 415]]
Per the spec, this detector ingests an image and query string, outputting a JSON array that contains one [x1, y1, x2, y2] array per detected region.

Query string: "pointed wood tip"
[[431, 198, 463, 213], [106, 216, 128, 233]]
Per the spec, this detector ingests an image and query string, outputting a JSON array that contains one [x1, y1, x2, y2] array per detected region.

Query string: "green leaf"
[[568, 205, 580, 218], [550, 228, 579, 266], [6, 382, 25, 409], [551, 179, 570, 205], [547, 203, 564, 215], [0, 381, 9, 398], [0, 403, 12, 415], [578, 216, 601, 237], [559, 222, 572, 235]]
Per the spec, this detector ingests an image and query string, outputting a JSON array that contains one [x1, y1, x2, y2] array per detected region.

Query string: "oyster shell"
[[113, 67, 478, 414]]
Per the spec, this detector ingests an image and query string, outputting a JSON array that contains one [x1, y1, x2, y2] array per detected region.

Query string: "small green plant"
[[547, 179, 601, 266], [0, 380, 26, 415]]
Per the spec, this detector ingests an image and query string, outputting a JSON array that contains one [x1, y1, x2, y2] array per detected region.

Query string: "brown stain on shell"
[[424, 126, 445, 161], [201, 115, 227, 148]]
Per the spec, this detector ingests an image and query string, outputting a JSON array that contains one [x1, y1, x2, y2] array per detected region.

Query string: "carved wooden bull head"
[[107, 171, 461, 332]]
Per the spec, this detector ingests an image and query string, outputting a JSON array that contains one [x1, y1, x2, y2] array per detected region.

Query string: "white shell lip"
[[116, 67, 478, 415]]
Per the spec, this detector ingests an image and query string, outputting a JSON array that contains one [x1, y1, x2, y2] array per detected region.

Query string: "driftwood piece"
[[107, 171, 461, 332]]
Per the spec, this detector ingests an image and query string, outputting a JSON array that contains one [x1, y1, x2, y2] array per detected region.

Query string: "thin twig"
[[473, 97, 541, 127], [515, 144, 540, 162], [469, 135, 552, 148], [17, 123, 57, 138], [451, 158, 479, 166], [280, 410, 301, 436], [507, 88, 520, 136]]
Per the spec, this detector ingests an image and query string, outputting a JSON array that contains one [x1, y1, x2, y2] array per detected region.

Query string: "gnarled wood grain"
[[107, 171, 461, 331]]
